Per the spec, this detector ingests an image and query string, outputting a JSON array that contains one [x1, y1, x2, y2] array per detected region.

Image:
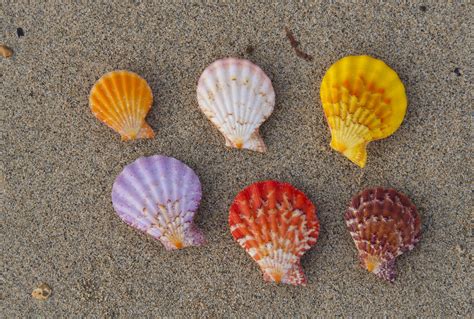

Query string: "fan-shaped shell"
[[112, 155, 205, 250], [229, 180, 319, 285], [90, 70, 154, 141], [320, 56, 407, 167], [197, 58, 275, 152], [345, 187, 421, 282]]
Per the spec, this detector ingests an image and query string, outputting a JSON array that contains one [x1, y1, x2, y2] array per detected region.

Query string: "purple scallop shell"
[[112, 155, 205, 250]]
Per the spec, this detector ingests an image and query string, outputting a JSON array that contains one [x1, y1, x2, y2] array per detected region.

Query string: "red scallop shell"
[[229, 180, 319, 286], [345, 187, 421, 282]]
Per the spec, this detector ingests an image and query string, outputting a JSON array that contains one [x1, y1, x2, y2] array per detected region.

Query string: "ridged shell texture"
[[112, 155, 205, 250], [90, 70, 154, 140], [197, 58, 275, 152], [229, 181, 319, 285], [320, 56, 407, 167], [345, 187, 420, 282]]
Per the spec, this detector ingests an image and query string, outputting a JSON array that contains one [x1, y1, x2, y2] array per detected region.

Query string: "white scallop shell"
[[197, 58, 275, 152]]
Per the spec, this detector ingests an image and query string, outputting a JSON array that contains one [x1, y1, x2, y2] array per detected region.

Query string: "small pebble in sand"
[[455, 244, 465, 255], [32, 283, 52, 301], [245, 45, 254, 55], [0, 45, 13, 58], [17, 27, 25, 37]]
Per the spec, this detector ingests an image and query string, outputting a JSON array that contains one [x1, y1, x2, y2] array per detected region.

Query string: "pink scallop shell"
[[112, 155, 205, 250]]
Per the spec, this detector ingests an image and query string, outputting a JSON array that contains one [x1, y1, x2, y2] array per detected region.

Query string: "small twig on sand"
[[285, 27, 313, 61]]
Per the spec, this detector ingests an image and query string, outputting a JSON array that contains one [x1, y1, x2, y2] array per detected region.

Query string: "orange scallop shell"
[[229, 180, 319, 286], [345, 187, 421, 282], [89, 70, 154, 140]]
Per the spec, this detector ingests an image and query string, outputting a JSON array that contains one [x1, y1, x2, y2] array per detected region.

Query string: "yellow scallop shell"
[[90, 71, 154, 141], [320, 56, 407, 168]]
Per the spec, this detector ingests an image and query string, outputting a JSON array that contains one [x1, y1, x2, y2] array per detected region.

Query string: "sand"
[[1, 2, 471, 317]]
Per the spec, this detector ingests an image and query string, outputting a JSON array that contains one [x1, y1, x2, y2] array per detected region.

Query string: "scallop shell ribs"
[[112, 155, 205, 250], [320, 56, 407, 167], [197, 58, 275, 152], [229, 180, 319, 285], [345, 187, 421, 282], [90, 70, 154, 141]]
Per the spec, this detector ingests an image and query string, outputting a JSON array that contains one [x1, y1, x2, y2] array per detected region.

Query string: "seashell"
[[320, 55, 407, 167], [345, 187, 421, 282], [229, 180, 319, 285], [197, 58, 275, 152], [90, 70, 154, 141], [112, 155, 205, 250], [32, 283, 52, 301]]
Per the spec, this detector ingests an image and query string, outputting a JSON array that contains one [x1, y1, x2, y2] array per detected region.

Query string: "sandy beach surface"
[[1, 2, 471, 317]]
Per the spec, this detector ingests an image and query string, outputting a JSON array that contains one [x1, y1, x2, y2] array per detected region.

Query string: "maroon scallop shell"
[[345, 187, 421, 282]]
